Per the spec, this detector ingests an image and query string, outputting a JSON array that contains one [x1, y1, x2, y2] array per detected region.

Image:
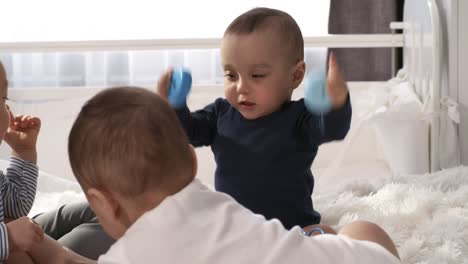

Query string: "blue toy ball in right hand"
[[168, 68, 192, 108], [304, 70, 332, 114]]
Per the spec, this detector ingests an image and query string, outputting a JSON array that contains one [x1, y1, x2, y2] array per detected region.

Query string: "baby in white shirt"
[[16, 86, 399, 264]]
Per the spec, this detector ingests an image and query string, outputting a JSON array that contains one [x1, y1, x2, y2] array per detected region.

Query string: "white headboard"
[[403, 0, 441, 105], [402, 0, 443, 171]]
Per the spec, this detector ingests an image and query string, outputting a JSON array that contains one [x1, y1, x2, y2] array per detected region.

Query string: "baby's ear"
[[87, 188, 128, 240], [291, 60, 306, 89]]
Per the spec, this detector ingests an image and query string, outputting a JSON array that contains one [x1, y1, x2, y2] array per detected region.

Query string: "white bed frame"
[[401, 0, 443, 172]]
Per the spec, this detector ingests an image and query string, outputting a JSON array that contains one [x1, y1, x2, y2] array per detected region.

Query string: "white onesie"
[[98, 179, 399, 264]]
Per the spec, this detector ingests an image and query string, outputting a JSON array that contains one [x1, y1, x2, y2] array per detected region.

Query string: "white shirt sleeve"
[[98, 240, 131, 264]]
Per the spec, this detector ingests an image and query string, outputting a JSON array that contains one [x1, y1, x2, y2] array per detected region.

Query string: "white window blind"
[[0, 1, 330, 88]]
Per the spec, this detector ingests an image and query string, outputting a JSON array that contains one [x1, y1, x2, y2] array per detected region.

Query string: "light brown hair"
[[224, 7, 304, 63], [68, 87, 193, 198]]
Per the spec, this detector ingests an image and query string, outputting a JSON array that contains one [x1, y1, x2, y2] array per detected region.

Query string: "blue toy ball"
[[168, 68, 192, 108], [304, 70, 332, 114]]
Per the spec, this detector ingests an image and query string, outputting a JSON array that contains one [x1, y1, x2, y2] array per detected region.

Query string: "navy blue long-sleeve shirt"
[[176, 97, 351, 229]]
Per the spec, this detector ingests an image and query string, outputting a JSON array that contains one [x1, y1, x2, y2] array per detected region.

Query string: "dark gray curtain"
[[328, 0, 404, 81]]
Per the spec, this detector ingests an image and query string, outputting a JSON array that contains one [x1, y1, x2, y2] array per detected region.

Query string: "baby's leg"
[[33, 201, 114, 260], [338, 220, 399, 259], [33, 202, 96, 240]]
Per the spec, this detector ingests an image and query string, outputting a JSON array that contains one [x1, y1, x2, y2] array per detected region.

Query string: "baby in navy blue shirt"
[[157, 7, 351, 231]]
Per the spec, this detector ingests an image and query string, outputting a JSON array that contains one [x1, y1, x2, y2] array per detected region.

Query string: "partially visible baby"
[[0, 61, 42, 263]]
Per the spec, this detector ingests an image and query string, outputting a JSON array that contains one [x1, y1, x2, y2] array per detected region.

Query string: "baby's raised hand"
[[326, 52, 349, 110], [156, 68, 192, 108], [156, 68, 174, 101], [4, 110, 41, 163], [6, 216, 44, 252]]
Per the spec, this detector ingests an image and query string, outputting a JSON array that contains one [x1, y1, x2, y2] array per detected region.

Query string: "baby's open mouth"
[[239, 101, 255, 106]]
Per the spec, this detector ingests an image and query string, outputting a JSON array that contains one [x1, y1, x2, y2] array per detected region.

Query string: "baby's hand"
[[6, 216, 44, 252], [326, 53, 349, 110], [156, 68, 174, 101], [4, 110, 41, 163]]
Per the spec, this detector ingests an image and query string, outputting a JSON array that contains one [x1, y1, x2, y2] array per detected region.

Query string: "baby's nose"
[[236, 80, 249, 94]]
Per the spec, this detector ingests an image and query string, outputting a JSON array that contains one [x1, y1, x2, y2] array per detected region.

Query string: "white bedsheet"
[[30, 174, 85, 217]]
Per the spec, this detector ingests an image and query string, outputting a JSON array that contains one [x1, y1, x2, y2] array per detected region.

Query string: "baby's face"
[[221, 31, 298, 120], [0, 64, 10, 142]]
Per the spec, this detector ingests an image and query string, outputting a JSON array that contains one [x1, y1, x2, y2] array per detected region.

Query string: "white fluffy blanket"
[[315, 166, 468, 263], [10, 159, 467, 263]]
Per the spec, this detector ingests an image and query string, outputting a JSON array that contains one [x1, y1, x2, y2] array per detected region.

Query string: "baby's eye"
[[252, 74, 266, 78], [224, 73, 236, 80]]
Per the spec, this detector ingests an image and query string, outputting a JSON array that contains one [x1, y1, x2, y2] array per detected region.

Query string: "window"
[[0, 1, 330, 88]]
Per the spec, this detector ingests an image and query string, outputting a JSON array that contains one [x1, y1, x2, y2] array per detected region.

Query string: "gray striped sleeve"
[[1, 157, 39, 218], [0, 222, 8, 260]]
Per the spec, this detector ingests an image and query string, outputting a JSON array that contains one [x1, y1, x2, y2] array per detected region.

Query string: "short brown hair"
[[68, 87, 193, 198], [0, 62, 7, 91], [224, 7, 304, 62]]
